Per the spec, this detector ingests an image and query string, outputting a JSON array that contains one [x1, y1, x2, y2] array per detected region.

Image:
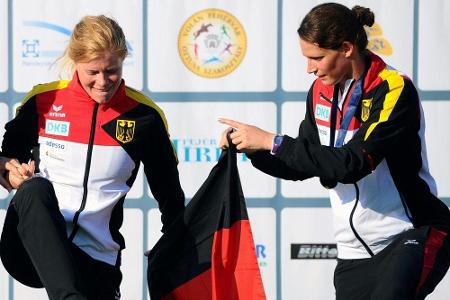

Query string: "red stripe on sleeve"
[[416, 227, 447, 295]]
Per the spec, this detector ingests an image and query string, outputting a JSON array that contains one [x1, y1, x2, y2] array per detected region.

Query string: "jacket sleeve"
[[1, 97, 39, 163], [273, 77, 419, 184], [142, 113, 185, 233], [248, 85, 320, 181]]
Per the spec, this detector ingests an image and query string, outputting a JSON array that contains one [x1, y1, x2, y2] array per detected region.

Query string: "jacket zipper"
[[68, 103, 99, 241], [319, 92, 332, 103], [350, 183, 374, 257]]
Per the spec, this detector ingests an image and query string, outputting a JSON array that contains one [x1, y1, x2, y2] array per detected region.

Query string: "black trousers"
[[0, 177, 122, 300], [334, 226, 450, 300]]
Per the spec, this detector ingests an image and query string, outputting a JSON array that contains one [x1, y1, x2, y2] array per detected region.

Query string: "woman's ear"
[[341, 41, 355, 58]]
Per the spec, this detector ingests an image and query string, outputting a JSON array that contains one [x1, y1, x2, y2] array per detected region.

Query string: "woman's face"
[[299, 38, 352, 86], [75, 51, 124, 104]]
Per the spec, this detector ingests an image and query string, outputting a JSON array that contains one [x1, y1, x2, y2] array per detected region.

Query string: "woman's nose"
[[306, 59, 317, 74], [96, 73, 108, 86]]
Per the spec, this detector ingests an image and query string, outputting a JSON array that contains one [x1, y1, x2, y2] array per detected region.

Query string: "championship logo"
[[178, 9, 247, 78], [365, 23, 393, 56], [116, 120, 135, 143], [361, 98, 373, 122]]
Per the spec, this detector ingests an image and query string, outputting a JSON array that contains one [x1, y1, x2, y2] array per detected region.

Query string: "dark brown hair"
[[297, 3, 374, 52]]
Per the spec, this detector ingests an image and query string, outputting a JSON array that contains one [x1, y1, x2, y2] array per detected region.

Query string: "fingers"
[[5, 158, 20, 170], [218, 118, 245, 141], [229, 129, 241, 140], [6, 163, 35, 190], [228, 131, 242, 145], [6, 160, 29, 178], [8, 170, 25, 190], [5, 159, 22, 178], [0, 157, 36, 191], [218, 118, 249, 151], [219, 118, 268, 152], [219, 127, 234, 149], [20, 163, 34, 178], [2, 159, 35, 190], [29, 160, 36, 175], [218, 118, 244, 129], [0, 157, 13, 191]]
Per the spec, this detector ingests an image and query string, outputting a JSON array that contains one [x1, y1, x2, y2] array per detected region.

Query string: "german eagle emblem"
[[116, 120, 135, 143], [361, 99, 373, 122]]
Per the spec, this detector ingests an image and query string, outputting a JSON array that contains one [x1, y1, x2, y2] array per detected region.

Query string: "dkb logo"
[[45, 120, 70, 137]]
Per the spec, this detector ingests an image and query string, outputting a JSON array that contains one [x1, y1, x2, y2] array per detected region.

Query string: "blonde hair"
[[60, 15, 128, 76]]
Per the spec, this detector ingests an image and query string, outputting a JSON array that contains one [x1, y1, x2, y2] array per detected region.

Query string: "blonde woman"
[[0, 15, 184, 299]]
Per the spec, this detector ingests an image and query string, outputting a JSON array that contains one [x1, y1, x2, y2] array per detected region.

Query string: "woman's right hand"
[[0, 157, 12, 191], [218, 118, 275, 154]]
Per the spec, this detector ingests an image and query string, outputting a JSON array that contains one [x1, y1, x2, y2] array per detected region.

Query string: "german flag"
[[146, 145, 266, 300]]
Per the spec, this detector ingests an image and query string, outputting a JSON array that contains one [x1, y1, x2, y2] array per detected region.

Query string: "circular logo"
[[178, 9, 247, 78]]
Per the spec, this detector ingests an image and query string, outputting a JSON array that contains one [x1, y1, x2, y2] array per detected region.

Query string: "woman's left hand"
[[218, 118, 275, 153]]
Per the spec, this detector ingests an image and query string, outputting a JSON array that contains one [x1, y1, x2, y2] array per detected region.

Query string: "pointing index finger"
[[218, 118, 243, 129]]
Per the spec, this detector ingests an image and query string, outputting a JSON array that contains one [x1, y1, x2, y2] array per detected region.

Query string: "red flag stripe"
[[162, 269, 212, 300], [211, 220, 266, 300], [161, 220, 266, 300]]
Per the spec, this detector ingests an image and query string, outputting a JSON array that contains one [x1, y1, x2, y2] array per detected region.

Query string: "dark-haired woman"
[[219, 3, 450, 299]]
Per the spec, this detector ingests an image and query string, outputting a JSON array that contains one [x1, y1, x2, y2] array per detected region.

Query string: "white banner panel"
[[0, 0, 7, 92], [281, 101, 329, 198], [0, 176, 8, 200], [13, 281, 48, 299], [12, 0, 143, 92], [281, 207, 336, 300], [147, 0, 277, 92], [282, 0, 414, 92], [120, 209, 144, 300], [0, 210, 8, 300], [0, 102, 8, 138], [422, 101, 450, 197], [248, 208, 277, 300], [427, 272, 450, 300], [147, 209, 163, 251], [125, 165, 144, 200], [428, 270, 450, 300], [154, 102, 276, 198], [418, 0, 450, 90]]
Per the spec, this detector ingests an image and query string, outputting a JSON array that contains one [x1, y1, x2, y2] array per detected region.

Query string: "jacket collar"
[[67, 71, 126, 108], [363, 51, 387, 93]]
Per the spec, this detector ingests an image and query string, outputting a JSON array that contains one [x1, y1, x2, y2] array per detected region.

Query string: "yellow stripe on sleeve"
[[125, 87, 169, 131], [364, 68, 405, 140], [125, 87, 178, 161], [17, 80, 70, 115]]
